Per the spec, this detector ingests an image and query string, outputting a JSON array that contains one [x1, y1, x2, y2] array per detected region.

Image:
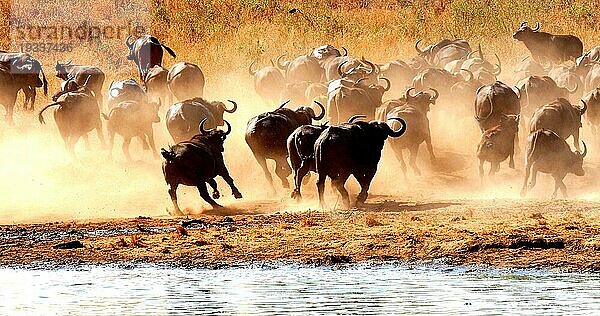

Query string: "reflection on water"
[[1, 264, 599, 315]]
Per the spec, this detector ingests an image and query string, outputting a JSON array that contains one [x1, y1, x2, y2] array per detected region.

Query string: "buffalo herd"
[[1, 21, 600, 213]]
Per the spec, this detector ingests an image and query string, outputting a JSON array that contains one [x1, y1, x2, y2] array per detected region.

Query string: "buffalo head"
[[513, 21, 541, 41]]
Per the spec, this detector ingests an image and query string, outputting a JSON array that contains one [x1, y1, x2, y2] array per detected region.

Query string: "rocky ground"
[[2, 196, 600, 271]]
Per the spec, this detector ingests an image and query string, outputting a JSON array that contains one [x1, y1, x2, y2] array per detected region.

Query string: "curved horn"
[[65, 60, 72, 65], [311, 101, 325, 120], [566, 82, 579, 94], [459, 68, 473, 81], [492, 53, 502, 75], [337, 60, 349, 78], [82, 74, 92, 87], [222, 120, 232, 136], [387, 117, 407, 137], [348, 114, 366, 123], [519, 21, 528, 29], [224, 100, 238, 113], [276, 54, 288, 70], [532, 22, 541, 32], [270, 59, 275, 67], [379, 77, 391, 91], [467, 49, 479, 59], [580, 99, 587, 114], [362, 58, 376, 75], [125, 35, 134, 48], [428, 87, 439, 101], [415, 39, 425, 54], [248, 61, 257, 76], [199, 118, 211, 134], [276, 100, 290, 110], [341, 46, 348, 57], [582, 141, 587, 158], [405, 87, 416, 99]]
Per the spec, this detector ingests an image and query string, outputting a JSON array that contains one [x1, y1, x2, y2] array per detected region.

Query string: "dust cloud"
[[1, 60, 600, 225]]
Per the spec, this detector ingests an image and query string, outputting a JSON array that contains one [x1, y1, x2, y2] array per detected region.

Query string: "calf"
[[314, 118, 407, 208], [161, 119, 242, 216], [102, 100, 161, 161], [476, 115, 520, 181], [521, 129, 586, 198]]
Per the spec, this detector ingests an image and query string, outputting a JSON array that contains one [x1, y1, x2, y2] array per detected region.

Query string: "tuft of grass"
[[365, 213, 383, 227]]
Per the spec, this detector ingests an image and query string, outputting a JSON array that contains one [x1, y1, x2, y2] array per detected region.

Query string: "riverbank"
[[2, 196, 600, 272]]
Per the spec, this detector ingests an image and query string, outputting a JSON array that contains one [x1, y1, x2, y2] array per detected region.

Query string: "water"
[[1, 264, 599, 315]]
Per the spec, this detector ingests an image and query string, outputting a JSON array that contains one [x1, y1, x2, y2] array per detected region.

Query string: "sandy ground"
[[2, 196, 600, 272]]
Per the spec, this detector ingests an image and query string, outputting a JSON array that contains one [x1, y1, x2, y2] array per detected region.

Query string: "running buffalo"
[[125, 35, 176, 81], [165, 98, 238, 143]]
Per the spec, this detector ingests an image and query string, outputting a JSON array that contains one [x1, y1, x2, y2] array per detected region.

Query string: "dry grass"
[[365, 213, 383, 227]]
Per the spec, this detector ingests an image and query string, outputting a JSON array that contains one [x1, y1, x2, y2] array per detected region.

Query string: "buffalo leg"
[[96, 122, 106, 148], [107, 129, 115, 160], [215, 160, 243, 199], [208, 178, 220, 199], [197, 183, 222, 209], [316, 173, 327, 209], [528, 163, 539, 190], [331, 176, 350, 209], [489, 162, 499, 176], [292, 160, 311, 201], [520, 162, 532, 197], [274, 157, 292, 189], [478, 159, 485, 184], [552, 175, 568, 199], [122, 137, 132, 161], [509, 138, 516, 169], [83, 134, 91, 151], [573, 130, 581, 152], [167, 183, 184, 216], [28, 87, 36, 111], [145, 128, 159, 158], [425, 134, 436, 163], [409, 145, 421, 176], [252, 152, 275, 193], [356, 170, 376, 204], [4, 105, 14, 125], [391, 144, 408, 176]]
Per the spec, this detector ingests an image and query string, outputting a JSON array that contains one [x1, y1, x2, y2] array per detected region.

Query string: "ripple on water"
[[1, 264, 600, 315]]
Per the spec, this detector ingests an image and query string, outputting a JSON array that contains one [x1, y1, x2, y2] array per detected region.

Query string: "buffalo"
[[517, 75, 577, 116], [0, 61, 21, 124], [314, 117, 407, 208], [107, 79, 147, 109], [512, 56, 548, 83], [167, 62, 206, 101], [125, 35, 176, 81], [474, 81, 521, 132], [414, 38, 472, 68], [0, 51, 48, 111], [528, 98, 586, 151], [581, 88, 600, 136], [38, 79, 105, 153], [327, 77, 390, 123], [277, 53, 323, 84], [248, 60, 285, 103], [476, 115, 520, 181], [102, 99, 161, 161], [376, 88, 438, 176], [513, 22, 583, 63], [245, 100, 325, 192], [161, 119, 242, 215], [144, 65, 170, 105], [55, 61, 105, 109], [165, 98, 238, 143], [520, 129, 586, 198]]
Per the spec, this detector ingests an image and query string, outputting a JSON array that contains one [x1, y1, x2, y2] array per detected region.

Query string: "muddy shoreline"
[[2, 197, 600, 272]]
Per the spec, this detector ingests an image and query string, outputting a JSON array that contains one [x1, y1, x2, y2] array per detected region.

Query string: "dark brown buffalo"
[[476, 115, 520, 181], [376, 88, 437, 176], [55, 61, 105, 109], [249, 60, 285, 103], [287, 122, 329, 201], [0, 51, 48, 111], [521, 129, 586, 198], [245, 101, 325, 192], [327, 77, 390, 123], [528, 98, 586, 151], [52, 77, 80, 102], [513, 22, 583, 63], [165, 98, 238, 143], [167, 62, 205, 101], [314, 118, 407, 208], [38, 82, 105, 153], [0, 61, 21, 124], [474, 81, 521, 132], [125, 35, 176, 81], [102, 99, 161, 161], [161, 119, 242, 215], [518, 75, 577, 116], [144, 65, 170, 104]]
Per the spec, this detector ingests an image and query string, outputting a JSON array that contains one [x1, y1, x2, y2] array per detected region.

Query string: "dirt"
[[2, 196, 600, 272]]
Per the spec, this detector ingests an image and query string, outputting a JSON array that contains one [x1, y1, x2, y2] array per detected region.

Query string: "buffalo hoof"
[[212, 191, 221, 199], [290, 190, 302, 201], [509, 160, 515, 169], [233, 191, 243, 199], [356, 193, 368, 204]]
